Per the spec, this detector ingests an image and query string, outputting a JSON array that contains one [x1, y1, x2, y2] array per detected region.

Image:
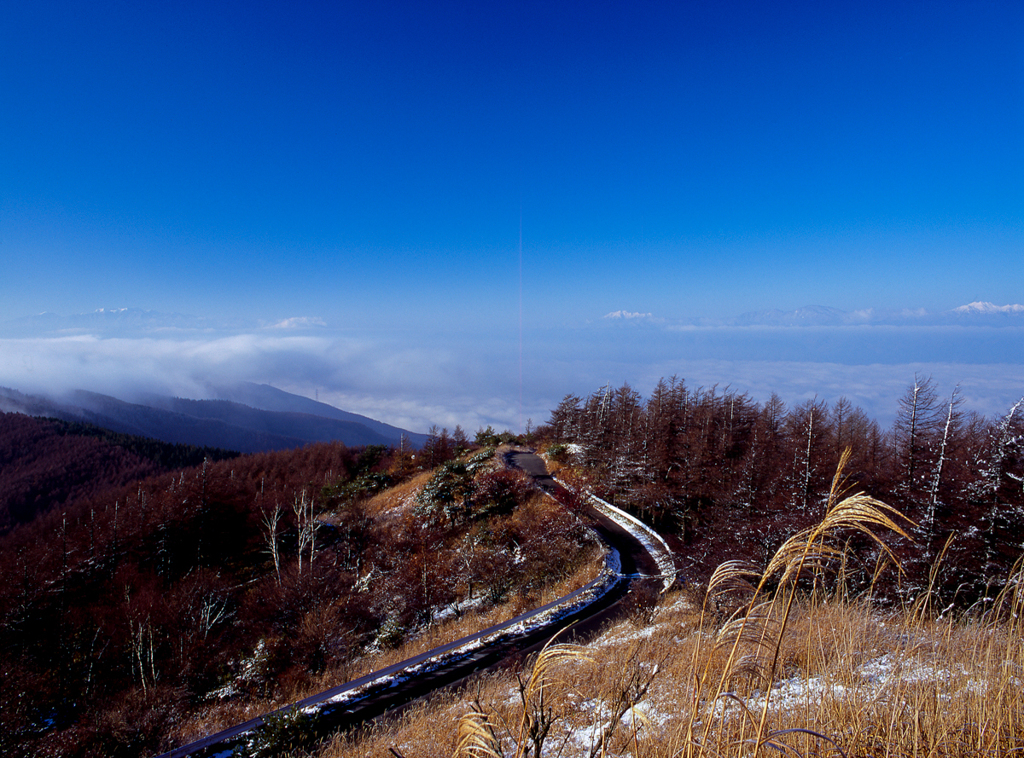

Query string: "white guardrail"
[[552, 477, 675, 593], [586, 493, 676, 593]]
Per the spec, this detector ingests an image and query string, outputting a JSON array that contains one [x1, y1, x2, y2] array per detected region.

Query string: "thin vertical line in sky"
[[518, 208, 523, 435]]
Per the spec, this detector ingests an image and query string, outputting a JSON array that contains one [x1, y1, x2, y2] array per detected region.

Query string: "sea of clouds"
[[1, 307, 1021, 433]]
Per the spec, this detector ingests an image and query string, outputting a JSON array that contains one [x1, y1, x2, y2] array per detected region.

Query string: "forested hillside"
[[0, 433, 592, 757], [543, 375, 1024, 602], [0, 413, 236, 532]]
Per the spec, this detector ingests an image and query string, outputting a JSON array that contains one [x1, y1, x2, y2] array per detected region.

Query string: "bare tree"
[[785, 398, 830, 514], [260, 501, 283, 585], [894, 374, 941, 502], [922, 385, 963, 560], [976, 398, 1024, 578], [292, 490, 319, 575]]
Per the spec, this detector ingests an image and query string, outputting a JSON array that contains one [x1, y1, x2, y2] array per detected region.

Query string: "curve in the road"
[[156, 450, 669, 758]]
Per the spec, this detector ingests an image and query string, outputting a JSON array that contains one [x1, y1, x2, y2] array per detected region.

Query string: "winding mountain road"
[[156, 451, 670, 758]]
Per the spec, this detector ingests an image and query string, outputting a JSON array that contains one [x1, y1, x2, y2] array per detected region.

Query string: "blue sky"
[[2, 1, 1022, 432]]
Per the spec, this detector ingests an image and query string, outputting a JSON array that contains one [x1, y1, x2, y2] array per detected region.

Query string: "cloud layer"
[[2, 311, 1023, 434]]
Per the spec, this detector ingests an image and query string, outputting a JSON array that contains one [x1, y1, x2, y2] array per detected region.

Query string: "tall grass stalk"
[[310, 455, 1024, 758], [687, 450, 911, 757]]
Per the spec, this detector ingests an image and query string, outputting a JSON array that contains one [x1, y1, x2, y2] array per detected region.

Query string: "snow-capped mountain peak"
[[953, 302, 1024, 315]]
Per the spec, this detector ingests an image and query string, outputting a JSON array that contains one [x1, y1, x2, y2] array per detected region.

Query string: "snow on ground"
[[203, 471, 677, 755], [430, 590, 494, 626], [594, 623, 658, 648], [729, 651, 979, 718]]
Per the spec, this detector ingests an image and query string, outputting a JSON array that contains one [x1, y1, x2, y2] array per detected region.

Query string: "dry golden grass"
[[364, 470, 435, 517], [315, 585, 1023, 758], [309, 453, 1024, 758], [329, 689, 469, 758], [166, 699, 268, 746]]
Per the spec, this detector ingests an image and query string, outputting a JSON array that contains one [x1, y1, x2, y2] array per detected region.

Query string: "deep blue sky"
[[2, 1, 1023, 431], [4, 0, 1021, 326]]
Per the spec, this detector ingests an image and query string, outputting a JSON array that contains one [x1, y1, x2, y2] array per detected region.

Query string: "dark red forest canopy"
[[544, 377, 1024, 600], [0, 413, 164, 532]]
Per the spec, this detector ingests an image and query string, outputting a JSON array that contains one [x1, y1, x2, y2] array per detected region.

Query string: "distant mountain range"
[[729, 302, 1024, 327], [951, 302, 1024, 316], [0, 383, 428, 453], [6, 303, 1024, 339], [664, 302, 1024, 328], [730, 305, 853, 326], [596, 302, 1024, 329]]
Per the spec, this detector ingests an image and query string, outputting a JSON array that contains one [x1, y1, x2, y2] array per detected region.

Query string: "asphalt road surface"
[[157, 450, 663, 758]]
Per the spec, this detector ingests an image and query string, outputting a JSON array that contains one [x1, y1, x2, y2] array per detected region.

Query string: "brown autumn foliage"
[[0, 438, 591, 757], [0, 412, 162, 531], [0, 411, 239, 533], [542, 376, 1024, 603], [4, 374, 1024, 757]]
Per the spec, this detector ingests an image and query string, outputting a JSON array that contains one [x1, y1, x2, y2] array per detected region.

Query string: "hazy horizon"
[[2, 301, 1022, 434]]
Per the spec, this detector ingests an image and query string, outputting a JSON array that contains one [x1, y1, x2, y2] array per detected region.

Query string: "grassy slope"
[[311, 462, 1024, 758]]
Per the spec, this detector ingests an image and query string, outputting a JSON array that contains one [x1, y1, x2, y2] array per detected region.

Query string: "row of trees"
[[544, 375, 1023, 600]]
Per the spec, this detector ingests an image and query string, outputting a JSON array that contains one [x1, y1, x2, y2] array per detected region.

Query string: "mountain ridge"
[[6, 302, 1024, 338], [0, 385, 428, 453], [715, 302, 1024, 328], [206, 382, 427, 446]]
